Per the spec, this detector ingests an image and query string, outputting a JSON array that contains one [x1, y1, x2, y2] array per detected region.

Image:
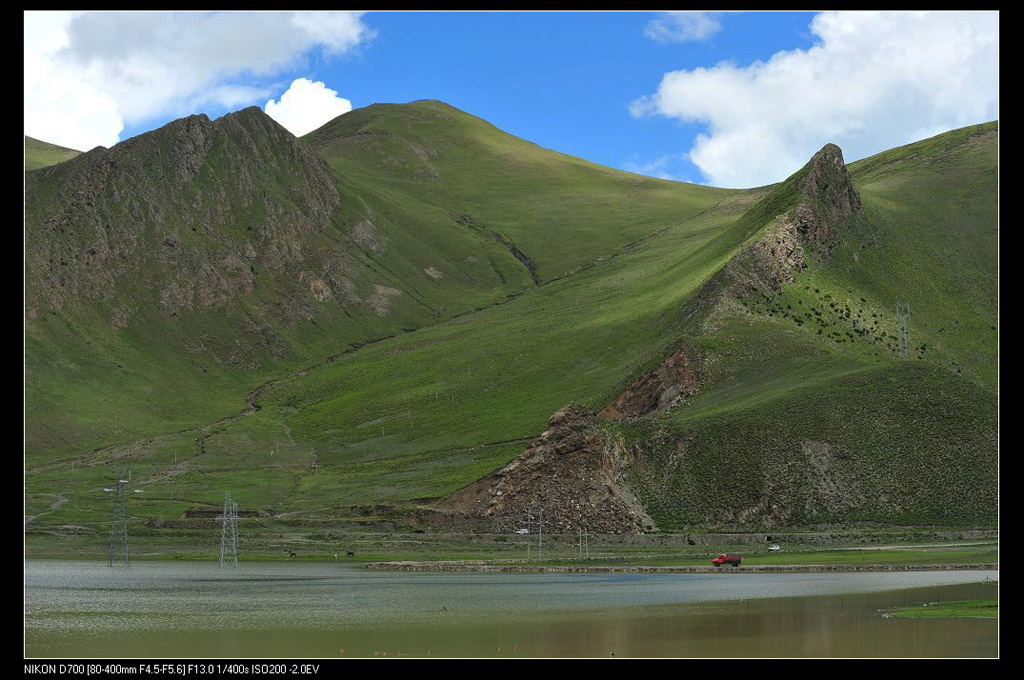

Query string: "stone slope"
[[442, 405, 656, 534], [25, 108, 343, 322]]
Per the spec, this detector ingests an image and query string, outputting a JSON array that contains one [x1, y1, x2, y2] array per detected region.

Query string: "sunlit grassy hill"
[[25, 102, 724, 460], [25, 136, 81, 171], [24, 105, 997, 545]]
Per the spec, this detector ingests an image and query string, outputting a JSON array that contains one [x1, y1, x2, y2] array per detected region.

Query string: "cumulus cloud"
[[24, 11, 373, 150], [644, 12, 722, 43], [25, 12, 121, 150], [631, 11, 999, 188], [265, 78, 352, 136]]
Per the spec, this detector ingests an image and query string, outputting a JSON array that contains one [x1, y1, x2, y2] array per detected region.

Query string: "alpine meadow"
[[24, 100, 997, 560]]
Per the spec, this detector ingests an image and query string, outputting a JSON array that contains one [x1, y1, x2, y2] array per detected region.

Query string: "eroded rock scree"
[[601, 341, 701, 421], [442, 404, 655, 534]]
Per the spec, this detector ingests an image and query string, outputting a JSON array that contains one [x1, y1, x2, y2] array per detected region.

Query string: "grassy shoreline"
[[885, 581, 998, 619], [24, 540, 998, 569], [364, 561, 998, 574]]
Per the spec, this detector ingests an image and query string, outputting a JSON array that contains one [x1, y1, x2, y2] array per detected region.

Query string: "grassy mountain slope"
[[24, 102, 729, 465], [24, 109, 997, 544], [26, 109, 430, 457], [626, 122, 998, 529], [25, 188, 762, 533], [304, 100, 731, 283], [25, 136, 81, 171]]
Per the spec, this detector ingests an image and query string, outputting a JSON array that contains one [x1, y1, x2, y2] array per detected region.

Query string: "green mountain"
[[25, 136, 82, 171], [24, 102, 997, 552], [25, 103, 723, 459]]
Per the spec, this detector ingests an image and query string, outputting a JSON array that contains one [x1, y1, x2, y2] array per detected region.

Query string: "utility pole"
[[105, 469, 130, 567], [538, 506, 544, 560], [578, 526, 589, 560], [896, 303, 910, 360], [526, 509, 533, 560], [218, 491, 239, 568]]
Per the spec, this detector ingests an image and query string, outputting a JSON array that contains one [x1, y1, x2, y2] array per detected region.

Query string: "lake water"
[[24, 560, 998, 658]]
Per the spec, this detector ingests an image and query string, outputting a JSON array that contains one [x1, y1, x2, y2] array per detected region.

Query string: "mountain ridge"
[[23, 103, 997, 547]]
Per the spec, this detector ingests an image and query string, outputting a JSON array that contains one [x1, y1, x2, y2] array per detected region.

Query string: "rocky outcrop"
[[795, 143, 863, 260], [25, 107, 341, 318], [441, 405, 656, 534], [677, 144, 864, 335], [734, 143, 863, 296], [601, 341, 701, 420], [608, 145, 862, 421]]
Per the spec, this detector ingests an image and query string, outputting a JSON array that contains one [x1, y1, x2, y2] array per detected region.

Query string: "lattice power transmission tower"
[[218, 491, 239, 568], [896, 303, 911, 360], [106, 469, 131, 567], [524, 508, 533, 560], [536, 506, 546, 560]]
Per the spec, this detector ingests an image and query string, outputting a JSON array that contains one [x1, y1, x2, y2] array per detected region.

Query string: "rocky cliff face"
[[442, 405, 656, 534], [794, 143, 863, 261], [25, 108, 343, 322], [731, 143, 862, 296], [600, 341, 701, 420]]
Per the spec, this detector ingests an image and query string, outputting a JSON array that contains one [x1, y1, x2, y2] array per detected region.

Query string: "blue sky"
[[251, 11, 814, 184], [25, 11, 998, 188]]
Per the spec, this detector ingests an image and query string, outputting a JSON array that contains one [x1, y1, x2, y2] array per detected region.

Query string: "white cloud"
[[25, 11, 122, 150], [291, 12, 373, 54], [632, 11, 999, 188], [265, 78, 352, 137], [645, 12, 722, 43], [24, 11, 373, 150]]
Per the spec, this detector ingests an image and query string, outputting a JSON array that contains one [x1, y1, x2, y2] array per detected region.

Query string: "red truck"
[[711, 554, 743, 567]]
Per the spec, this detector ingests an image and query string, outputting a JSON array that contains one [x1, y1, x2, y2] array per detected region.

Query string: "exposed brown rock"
[[367, 285, 402, 316], [679, 143, 864, 334], [25, 107, 341, 321], [740, 143, 862, 295], [601, 341, 701, 420], [441, 404, 656, 534]]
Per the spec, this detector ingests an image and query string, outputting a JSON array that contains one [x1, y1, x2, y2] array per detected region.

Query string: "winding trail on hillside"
[[24, 494, 68, 526]]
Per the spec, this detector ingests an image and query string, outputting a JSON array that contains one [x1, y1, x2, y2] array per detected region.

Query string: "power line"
[[105, 469, 130, 567], [579, 527, 589, 560], [217, 491, 239, 568], [524, 509, 533, 560], [537, 506, 545, 560]]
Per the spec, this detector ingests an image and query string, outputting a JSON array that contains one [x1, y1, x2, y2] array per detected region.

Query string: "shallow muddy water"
[[24, 560, 997, 658]]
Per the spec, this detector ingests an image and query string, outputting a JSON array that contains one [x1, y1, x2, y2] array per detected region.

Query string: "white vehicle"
[[768, 544, 781, 552], [516, 528, 529, 534]]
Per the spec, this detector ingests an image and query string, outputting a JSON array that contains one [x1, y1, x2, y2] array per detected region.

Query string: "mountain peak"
[[815, 142, 844, 157], [217, 106, 276, 127], [798, 143, 863, 250], [25, 102, 340, 317], [688, 140, 865, 314]]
